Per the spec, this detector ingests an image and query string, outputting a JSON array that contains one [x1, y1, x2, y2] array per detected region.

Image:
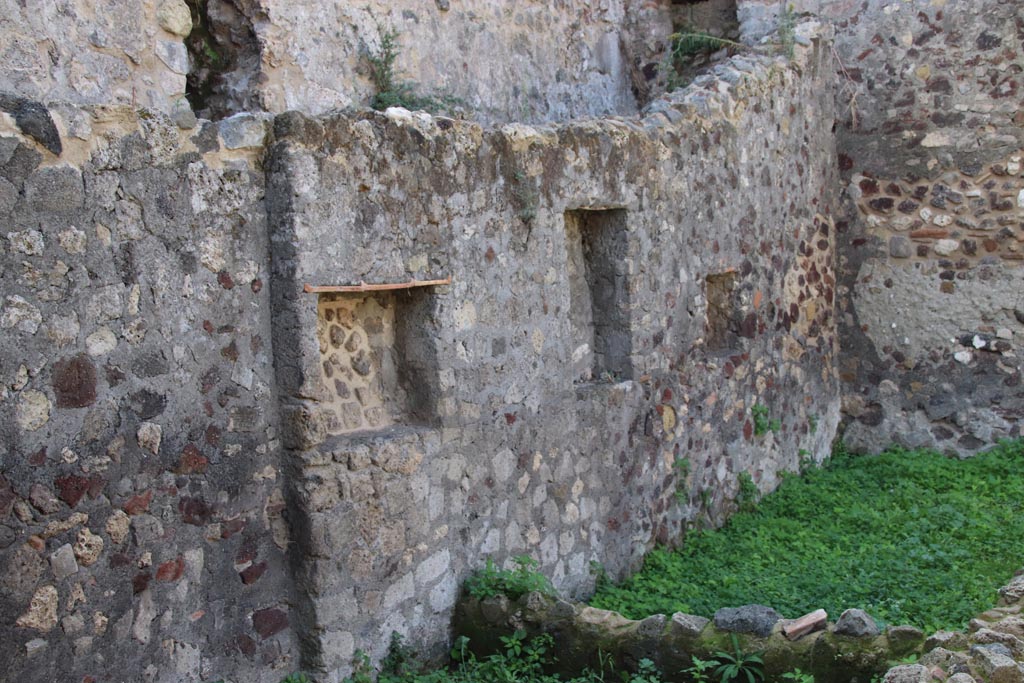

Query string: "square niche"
[[316, 290, 438, 434], [565, 209, 633, 382]]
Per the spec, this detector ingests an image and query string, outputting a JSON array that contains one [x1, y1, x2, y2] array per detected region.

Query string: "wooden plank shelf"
[[303, 277, 452, 294]]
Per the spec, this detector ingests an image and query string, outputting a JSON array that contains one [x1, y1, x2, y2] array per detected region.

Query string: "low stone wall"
[[455, 592, 922, 682], [881, 574, 1024, 683]]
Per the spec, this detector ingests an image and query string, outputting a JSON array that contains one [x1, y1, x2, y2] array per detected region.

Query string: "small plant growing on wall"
[[777, 2, 797, 59], [465, 555, 555, 600], [735, 471, 760, 514], [751, 404, 780, 436], [663, 29, 744, 91], [511, 170, 539, 225], [365, 23, 460, 114], [673, 455, 691, 505]]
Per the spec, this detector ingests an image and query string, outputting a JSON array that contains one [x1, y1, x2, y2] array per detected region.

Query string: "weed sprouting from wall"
[[365, 23, 461, 114]]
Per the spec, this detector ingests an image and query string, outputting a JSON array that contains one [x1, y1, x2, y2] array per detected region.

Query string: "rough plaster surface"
[[853, 261, 1023, 359]]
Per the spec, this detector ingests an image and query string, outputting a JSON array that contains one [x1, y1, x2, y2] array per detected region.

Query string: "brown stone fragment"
[[54, 475, 90, 508], [156, 557, 185, 582], [179, 497, 213, 525], [235, 634, 257, 657], [221, 341, 239, 361], [0, 476, 16, 519], [240, 561, 267, 585], [133, 572, 151, 594], [176, 444, 209, 475], [221, 518, 246, 539], [217, 270, 234, 289], [123, 490, 153, 516], [859, 178, 880, 195], [28, 483, 61, 514], [52, 354, 97, 409], [252, 607, 288, 639], [868, 197, 894, 213], [28, 448, 47, 466]]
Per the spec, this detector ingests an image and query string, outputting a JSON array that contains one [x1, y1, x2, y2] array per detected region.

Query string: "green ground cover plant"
[[590, 440, 1024, 633], [465, 555, 556, 601]]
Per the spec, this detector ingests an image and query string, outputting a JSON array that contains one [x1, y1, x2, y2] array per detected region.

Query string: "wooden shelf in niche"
[[314, 280, 445, 436], [304, 277, 451, 294]]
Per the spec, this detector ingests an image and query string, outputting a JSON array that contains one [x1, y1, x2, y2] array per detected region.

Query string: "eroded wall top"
[[1, 0, 673, 124]]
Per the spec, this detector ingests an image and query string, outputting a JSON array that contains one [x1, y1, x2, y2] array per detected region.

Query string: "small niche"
[[705, 271, 740, 351], [316, 290, 438, 434], [565, 209, 633, 383]]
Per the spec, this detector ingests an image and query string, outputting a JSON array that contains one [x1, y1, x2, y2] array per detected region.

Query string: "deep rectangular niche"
[[705, 271, 740, 352], [316, 289, 439, 434], [565, 209, 633, 382]]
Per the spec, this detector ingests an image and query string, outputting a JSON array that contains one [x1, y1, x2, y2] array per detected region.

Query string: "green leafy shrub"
[[751, 405, 780, 436], [713, 635, 764, 683], [591, 440, 1024, 633], [664, 30, 744, 91], [465, 555, 556, 601], [735, 472, 760, 514], [781, 669, 814, 683], [685, 656, 719, 683], [366, 25, 458, 113]]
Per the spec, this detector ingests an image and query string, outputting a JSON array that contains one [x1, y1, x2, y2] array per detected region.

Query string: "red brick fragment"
[[123, 490, 153, 515], [55, 475, 90, 508], [252, 607, 288, 639], [156, 557, 185, 582], [910, 228, 949, 239], [177, 444, 209, 475], [240, 561, 267, 585]]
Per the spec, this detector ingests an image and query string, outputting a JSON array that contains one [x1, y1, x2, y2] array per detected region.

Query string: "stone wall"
[[814, 0, 1024, 454], [8, 0, 1017, 679], [0, 109, 301, 682], [267, 23, 840, 680], [0, 19, 843, 681], [740, 0, 1024, 455], [0, 0, 193, 117]]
